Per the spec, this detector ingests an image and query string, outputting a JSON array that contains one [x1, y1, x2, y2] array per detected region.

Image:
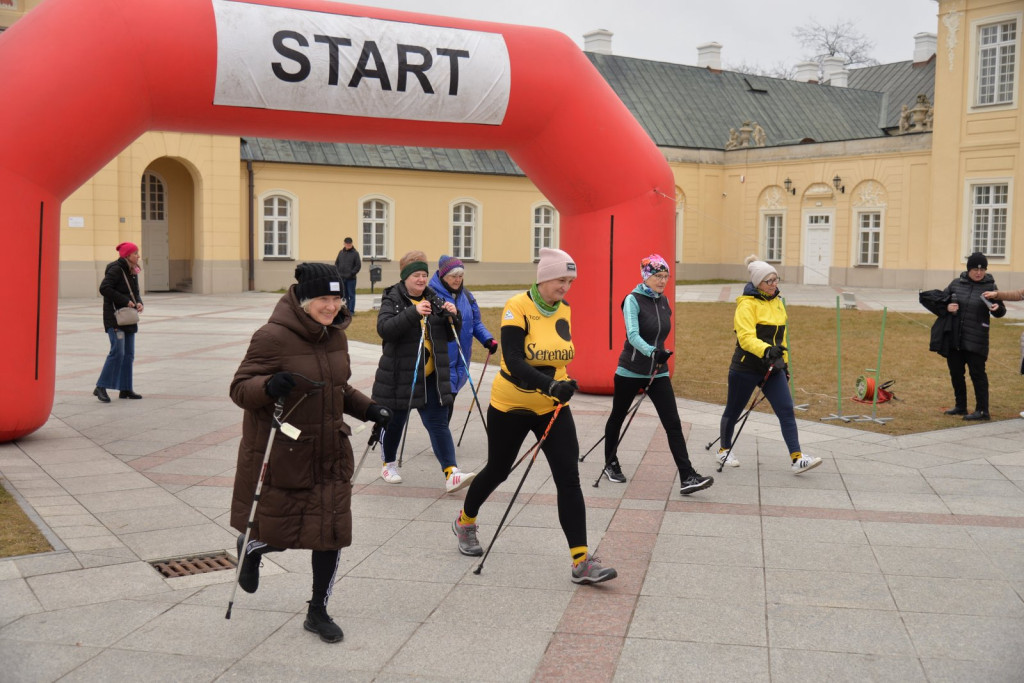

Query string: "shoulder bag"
[[113, 270, 140, 326]]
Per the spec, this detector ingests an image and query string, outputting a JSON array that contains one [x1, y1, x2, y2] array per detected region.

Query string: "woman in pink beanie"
[[453, 247, 617, 585], [94, 242, 143, 402]]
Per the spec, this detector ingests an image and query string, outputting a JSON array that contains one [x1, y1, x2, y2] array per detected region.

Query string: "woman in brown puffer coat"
[[229, 263, 390, 644]]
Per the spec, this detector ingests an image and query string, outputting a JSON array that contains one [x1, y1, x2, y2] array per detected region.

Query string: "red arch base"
[[0, 0, 675, 441]]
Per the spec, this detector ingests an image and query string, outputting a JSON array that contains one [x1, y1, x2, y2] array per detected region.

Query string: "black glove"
[[485, 339, 499, 355], [548, 379, 577, 404], [653, 348, 673, 365], [764, 345, 786, 361], [265, 372, 296, 400], [366, 403, 392, 427]]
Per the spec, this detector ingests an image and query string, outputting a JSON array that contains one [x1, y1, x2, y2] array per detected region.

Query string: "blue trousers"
[[343, 278, 357, 312], [381, 381, 457, 471], [720, 368, 801, 455], [97, 328, 135, 392]]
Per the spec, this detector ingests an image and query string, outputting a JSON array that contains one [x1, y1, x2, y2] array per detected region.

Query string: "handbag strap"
[[120, 269, 137, 306]]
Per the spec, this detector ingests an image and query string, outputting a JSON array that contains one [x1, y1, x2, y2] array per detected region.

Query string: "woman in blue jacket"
[[428, 255, 498, 421]]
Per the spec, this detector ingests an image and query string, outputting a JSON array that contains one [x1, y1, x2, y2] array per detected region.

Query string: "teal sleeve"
[[623, 295, 655, 357]]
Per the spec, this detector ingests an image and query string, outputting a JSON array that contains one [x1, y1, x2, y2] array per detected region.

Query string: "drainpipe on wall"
[[247, 159, 254, 291]]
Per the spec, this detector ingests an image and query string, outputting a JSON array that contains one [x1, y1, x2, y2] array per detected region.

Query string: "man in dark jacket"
[[939, 252, 1006, 420], [334, 237, 361, 313]]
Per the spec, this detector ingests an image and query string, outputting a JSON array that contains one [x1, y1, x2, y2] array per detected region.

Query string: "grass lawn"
[[0, 482, 52, 559], [346, 300, 1024, 436]]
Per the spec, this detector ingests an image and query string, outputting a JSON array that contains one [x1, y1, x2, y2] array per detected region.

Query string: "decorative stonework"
[[942, 8, 963, 73], [804, 182, 834, 197], [853, 181, 888, 208], [761, 187, 785, 209], [897, 94, 934, 134], [725, 121, 767, 149]]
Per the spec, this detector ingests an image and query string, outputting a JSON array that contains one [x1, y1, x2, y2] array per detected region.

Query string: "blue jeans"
[[97, 328, 135, 392], [343, 278, 357, 312], [380, 380, 457, 471]]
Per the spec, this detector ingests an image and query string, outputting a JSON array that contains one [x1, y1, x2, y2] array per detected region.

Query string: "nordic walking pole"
[[448, 319, 489, 438], [715, 361, 777, 473], [353, 422, 384, 476], [397, 317, 427, 467], [473, 403, 564, 575], [226, 378, 321, 618], [458, 352, 492, 447], [581, 362, 663, 464], [226, 397, 284, 620]]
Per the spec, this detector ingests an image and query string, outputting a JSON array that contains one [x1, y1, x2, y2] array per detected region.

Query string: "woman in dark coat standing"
[[230, 263, 390, 643], [941, 252, 1006, 420], [94, 242, 143, 402]]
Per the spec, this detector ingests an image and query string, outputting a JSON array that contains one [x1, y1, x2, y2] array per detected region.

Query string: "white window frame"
[[761, 211, 785, 263], [359, 195, 393, 261], [531, 202, 558, 260], [964, 178, 1012, 260], [675, 187, 685, 264], [449, 199, 481, 261], [259, 190, 297, 259], [855, 211, 883, 267], [141, 171, 166, 222], [969, 12, 1021, 112]]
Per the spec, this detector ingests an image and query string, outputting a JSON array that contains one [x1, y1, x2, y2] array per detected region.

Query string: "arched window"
[[361, 197, 391, 259], [262, 193, 293, 258], [451, 201, 479, 260], [141, 172, 165, 221], [532, 203, 557, 260]]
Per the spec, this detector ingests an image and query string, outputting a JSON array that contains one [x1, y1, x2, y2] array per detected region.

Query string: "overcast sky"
[[337, 0, 940, 69]]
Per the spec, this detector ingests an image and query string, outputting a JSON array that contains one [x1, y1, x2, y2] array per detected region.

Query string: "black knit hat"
[[966, 252, 988, 271], [294, 263, 342, 301]]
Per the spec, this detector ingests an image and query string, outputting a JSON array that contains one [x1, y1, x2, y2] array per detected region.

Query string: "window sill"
[[262, 257, 295, 261], [855, 264, 880, 268]]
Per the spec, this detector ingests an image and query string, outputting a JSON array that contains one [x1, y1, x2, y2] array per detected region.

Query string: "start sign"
[[212, 0, 511, 125]]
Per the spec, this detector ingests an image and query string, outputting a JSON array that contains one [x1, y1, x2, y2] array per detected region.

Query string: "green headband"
[[400, 261, 429, 280]]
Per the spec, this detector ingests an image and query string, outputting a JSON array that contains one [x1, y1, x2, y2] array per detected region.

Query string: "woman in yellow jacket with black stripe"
[[717, 256, 821, 474]]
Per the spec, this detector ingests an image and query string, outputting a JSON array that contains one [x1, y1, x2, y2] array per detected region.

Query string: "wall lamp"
[[832, 174, 845, 194], [783, 178, 795, 195]]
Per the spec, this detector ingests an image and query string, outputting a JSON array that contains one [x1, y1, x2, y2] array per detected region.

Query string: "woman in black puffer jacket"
[[371, 251, 476, 492], [94, 242, 144, 402], [941, 252, 1006, 420]]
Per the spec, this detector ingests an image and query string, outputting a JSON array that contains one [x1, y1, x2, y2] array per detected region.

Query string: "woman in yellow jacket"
[[717, 256, 821, 474]]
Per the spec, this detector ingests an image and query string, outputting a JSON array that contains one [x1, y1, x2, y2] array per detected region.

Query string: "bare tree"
[[725, 60, 797, 80], [793, 19, 878, 69]]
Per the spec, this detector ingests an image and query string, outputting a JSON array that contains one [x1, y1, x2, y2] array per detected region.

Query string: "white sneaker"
[[717, 448, 739, 467], [791, 454, 822, 474], [381, 462, 402, 483], [1019, 411, 1024, 419], [445, 467, 476, 494]]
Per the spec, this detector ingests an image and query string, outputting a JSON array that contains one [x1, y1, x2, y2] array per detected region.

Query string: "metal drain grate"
[[150, 551, 236, 578]]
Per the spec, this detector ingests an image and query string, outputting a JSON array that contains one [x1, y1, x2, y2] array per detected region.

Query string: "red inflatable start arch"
[[0, 0, 675, 441]]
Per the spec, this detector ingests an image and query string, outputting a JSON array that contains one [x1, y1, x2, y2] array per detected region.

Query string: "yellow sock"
[[444, 466, 455, 480], [459, 510, 476, 526], [790, 451, 802, 462], [718, 447, 728, 454], [571, 546, 588, 567]]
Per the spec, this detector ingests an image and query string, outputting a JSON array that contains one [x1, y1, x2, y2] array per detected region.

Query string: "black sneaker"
[[603, 461, 626, 483], [235, 534, 261, 594], [304, 602, 344, 643], [963, 410, 990, 421], [679, 473, 714, 495], [944, 406, 967, 415]]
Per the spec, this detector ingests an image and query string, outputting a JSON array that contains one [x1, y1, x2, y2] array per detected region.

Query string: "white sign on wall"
[[67, 216, 85, 228], [212, 0, 511, 125]]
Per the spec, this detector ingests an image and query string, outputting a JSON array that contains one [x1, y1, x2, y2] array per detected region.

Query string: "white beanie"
[[536, 248, 577, 283], [745, 254, 777, 287]]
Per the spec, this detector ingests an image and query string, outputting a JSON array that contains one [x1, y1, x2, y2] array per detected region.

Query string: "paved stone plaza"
[[0, 285, 1022, 681]]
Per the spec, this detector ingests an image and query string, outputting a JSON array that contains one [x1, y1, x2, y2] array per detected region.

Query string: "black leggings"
[[604, 374, 696, 478], [310, 549, 340, 607], [463, 405, 587, 550]]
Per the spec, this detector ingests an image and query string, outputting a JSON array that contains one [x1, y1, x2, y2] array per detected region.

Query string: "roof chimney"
[[583, 29, 613, 55], [913, 32, 937, 63], [697, 42, 722, 69], [822, 55, 845, 82], [830, 68, 849, 88], [795, 60, 819, 83]]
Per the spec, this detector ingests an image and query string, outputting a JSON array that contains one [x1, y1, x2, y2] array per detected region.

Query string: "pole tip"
[[472, 566, 482, 575]]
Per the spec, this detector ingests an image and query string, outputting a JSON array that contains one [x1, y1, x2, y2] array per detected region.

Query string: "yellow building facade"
[[2, 0, 1019, 296]]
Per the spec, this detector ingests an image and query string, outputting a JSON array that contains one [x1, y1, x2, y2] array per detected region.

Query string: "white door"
[[141, 172, 170, 291], [802, 213, 832, 285]]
